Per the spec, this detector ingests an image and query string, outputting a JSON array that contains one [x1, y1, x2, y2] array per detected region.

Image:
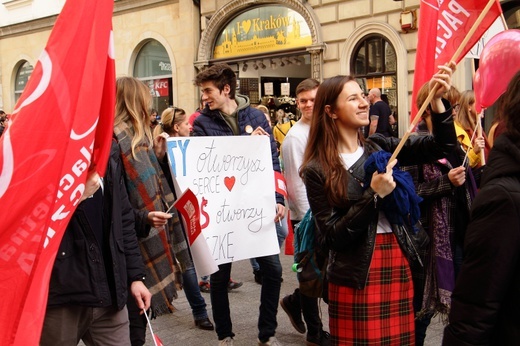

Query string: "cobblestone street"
[[142, 251, 444, 346]]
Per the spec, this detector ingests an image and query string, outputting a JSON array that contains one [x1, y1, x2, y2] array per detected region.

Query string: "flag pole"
[[389, 0, 499, 162], [477, 111, 486, 165], [470, 59, 487, 166]]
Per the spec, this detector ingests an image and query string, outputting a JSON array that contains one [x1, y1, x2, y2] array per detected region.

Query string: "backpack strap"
[[275, 124, 287, 136]]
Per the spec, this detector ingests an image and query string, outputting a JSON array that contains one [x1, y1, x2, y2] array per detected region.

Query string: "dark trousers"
[[127, 293, 147, 346], [40, 305, 130, 346], [211, 254, 282, 342], [291, 288, 323, 337]]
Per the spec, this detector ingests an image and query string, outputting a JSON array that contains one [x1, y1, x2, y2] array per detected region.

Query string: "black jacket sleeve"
[[111, 142, 146, 283], [443, 182, 520, 345], [304, 164, 379, 253], [370, 99, 457, 166]]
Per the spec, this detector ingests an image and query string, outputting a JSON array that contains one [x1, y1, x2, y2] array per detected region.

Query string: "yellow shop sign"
[[213, 5, 312, 59]]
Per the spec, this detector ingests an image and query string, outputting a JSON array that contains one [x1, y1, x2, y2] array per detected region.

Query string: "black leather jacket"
[[302, 101, 456, 289], [47, 142, 145, 309]]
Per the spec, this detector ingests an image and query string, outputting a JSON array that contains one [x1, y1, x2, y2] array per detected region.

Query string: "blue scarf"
[[363, 151, 422, 233]]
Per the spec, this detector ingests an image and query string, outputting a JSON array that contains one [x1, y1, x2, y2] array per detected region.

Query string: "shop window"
[[134, 40, 172, 114], [352, 35, 398, 133], [14, 60, 33, 103]]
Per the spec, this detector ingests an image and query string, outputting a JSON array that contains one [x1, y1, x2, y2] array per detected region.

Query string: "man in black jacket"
[[40, 142, 151, 346], [193, 63, 285, 346]]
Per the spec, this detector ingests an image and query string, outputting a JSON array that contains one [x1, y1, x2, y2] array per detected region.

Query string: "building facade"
[[1, 0, 519, 135]]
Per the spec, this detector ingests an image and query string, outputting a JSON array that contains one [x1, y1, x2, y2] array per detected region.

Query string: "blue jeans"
[[182, 266, 209, 321], [250, 220, 288, 271], [211, 254, 282, 342]]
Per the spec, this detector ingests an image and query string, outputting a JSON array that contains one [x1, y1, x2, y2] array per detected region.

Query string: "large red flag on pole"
[[0, 0, 115, 344], [411, 0, 502, 119]]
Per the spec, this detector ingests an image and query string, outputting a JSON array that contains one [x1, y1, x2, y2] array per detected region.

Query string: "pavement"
[[143, 251, 445, 346]]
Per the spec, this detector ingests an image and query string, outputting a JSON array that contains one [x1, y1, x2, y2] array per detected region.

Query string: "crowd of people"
[[2, 60, 518, 346]]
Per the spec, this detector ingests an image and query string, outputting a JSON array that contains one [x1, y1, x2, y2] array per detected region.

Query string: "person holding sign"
[[193, 63, 285, 346], [299, 66, 457, 345], [153, 107, 215, 331]]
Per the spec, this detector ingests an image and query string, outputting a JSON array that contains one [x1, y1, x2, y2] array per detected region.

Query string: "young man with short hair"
[[193, 63, 285, 346], [280, 79, 330, 346]]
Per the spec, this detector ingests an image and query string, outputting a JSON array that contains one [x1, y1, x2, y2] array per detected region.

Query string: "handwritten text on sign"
[[167, 136, 279, 265]]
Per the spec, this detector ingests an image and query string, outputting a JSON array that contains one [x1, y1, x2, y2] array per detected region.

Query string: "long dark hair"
[[300, 75, 364, 206]]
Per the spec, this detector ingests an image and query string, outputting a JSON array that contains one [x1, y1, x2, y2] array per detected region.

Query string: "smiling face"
[[330, 80, 370, 130], [200, 81, 229, 111], [297, 88, 318, 124]]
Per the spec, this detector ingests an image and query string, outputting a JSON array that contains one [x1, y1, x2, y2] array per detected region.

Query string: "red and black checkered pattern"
[[328, 233, 415, 345]]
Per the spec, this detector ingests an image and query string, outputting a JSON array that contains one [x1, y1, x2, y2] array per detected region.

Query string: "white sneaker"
[[218, 336, 234, 345], [258, 336, 282, 345]]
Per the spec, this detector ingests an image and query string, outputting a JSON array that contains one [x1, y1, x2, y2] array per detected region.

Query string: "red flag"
[[0, 0, 115, 344], [411, 0, 502, 119], [174, 188, 202, 246], [154, 334, 165, 346], [173, 188, 218, 277], [274, 171, 287, 198], [284, 210, 294, 256]]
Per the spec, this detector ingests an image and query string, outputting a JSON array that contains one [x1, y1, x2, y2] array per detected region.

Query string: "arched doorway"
[[341, 22, 408, 137], [352, 34, 398, 135], [133, 39, 173, 115], [13, 61, 34, 104]]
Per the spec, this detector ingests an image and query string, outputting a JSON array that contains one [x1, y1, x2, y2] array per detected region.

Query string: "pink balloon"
[[474, 70, 483, 113], [473, 29, 520, 111]]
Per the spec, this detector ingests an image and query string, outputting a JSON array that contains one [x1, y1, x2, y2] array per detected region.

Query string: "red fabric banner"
[[411, 0, 502, 119], [0, 0, 115, 344]]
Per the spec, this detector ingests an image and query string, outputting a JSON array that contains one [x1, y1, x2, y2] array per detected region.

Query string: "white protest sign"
[[166, 136, 279, 265]]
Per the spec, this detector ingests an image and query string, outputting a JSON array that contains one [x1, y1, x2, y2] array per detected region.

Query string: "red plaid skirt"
[[329, 233, 415, 345]]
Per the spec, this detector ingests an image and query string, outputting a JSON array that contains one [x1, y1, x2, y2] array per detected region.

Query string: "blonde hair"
[[114, 77, 153, 159], [256, 104, 269, 115], [153, 107, 186, 138], [456, 90, 477, 131]]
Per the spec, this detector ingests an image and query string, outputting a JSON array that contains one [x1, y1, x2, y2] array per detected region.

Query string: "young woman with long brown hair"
[[299, 65, 456, 345]]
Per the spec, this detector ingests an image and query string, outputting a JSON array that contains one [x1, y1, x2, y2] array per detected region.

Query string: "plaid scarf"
[[114, 122, 189, 317]]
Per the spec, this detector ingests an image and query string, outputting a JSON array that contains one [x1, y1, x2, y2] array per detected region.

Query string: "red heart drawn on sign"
[[224, 176, 236, 191]]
